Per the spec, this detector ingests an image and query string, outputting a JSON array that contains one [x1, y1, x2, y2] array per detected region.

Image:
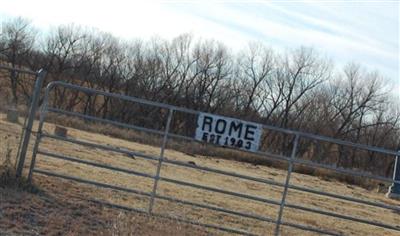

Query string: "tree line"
[[1, 17, 399, 177]]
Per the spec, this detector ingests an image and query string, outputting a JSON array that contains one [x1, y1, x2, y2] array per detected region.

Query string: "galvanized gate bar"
[[286, 184, 400, 212], [274, 135, 300, 236], [44, 103, 400, 188], [33, 168, 264, 235], [33, 169, 256, 235], [27, 82, 52, 182], [38, 142, 400, 216], [33, 168, 153, 198], [280, 155, 400, 184], [47, 107, 167, 137], [159, 177, 282, 206], [156, 193, 278, 224], [39, 146, 400, 218], [162, 165, 400, 230], [41, 133, 388, 234], [33, 168, 339, 236], [163, 158, 400, 212], [45, 106, 400, 185], [26, 81, 400, 236], [37, 149, 282, 208], [16, 69, 47, 177], [0, 66, 47, 179], [36, 151, 340, 235], [40, 131, 400, 213], [279, 220, 340, 236], [87, 198, 259, 236], [44, 81, 400, 156], [37, 150, 156, 179], [156, 194, 338, 236], [149, 108, 174, 213], [39, 128, 400, 223], [284, 202, 400, 231], [387, 155, 400, 197], [41, 133, 159, 162]]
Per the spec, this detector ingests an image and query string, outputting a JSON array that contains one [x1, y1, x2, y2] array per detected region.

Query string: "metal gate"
[[27, 81, 400, 235], [0, 65, 46, 177]]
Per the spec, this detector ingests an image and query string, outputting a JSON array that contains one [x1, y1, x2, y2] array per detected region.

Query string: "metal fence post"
[[16, 69, 47, 178], [27, 90, 51, 182], [386, 152, 400, 199], [274, 134, 300, 236], [148, 108, 174, 213]]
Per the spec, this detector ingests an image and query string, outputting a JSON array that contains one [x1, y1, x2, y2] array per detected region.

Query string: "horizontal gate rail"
[[42, 133, 159, 162], [36, 136, 400, 232], [163, 175, 399, 233], [38, 147, 400, 214], [87, 199, 258, 236], [37, 149, 284, 214], [44, 81, 400, 157], [45, 105, 400, 186], [33, 167, 339, 236], [32, 168, 264, 235], [286, 184, 400, 212], [48, 108, 169, 138], [27, 81, 400, 235], [33, 168, 152, 198], [40, 132, 400, 214], [156, 194, 339, 236], [164, 159, 400, 212], [33, 169, 260, 235], [37, 150, 155, 179], [285, 203, 400, 231], [41, 127, 400, 188]]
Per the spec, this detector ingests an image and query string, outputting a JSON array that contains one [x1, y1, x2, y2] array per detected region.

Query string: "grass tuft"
[[0, 140, 39, 193]]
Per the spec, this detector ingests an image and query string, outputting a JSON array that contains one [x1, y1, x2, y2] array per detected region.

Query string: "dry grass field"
[[1, 113, 399, 235]]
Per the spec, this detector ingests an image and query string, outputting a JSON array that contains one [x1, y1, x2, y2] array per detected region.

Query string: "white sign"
[[195, 113, 262, 152]]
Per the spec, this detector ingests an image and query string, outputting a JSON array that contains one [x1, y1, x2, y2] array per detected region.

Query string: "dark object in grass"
[[188, 161, 196, 166], [126, 153, 136, 159], [6, 107, 18, 123], [54, 126, 68, 138]]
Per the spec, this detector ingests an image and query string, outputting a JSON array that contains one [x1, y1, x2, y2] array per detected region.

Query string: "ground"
[[0, 185, 208, 235], [0, 113, 399, 235]]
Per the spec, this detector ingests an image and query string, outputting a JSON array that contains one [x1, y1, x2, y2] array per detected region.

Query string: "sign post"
[[195, 113, 262, 153], [386, 153, 400, 199]]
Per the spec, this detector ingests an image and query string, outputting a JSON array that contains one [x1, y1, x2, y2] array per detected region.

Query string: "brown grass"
[[0, 115, 208, 236], [0, 182, 208, 236], [43, 113, 387, 190], [1, 113, 400, 235]]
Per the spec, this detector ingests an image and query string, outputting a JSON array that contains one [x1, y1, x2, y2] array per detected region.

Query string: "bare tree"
[[275, 47, 331, 129], [1, 15, 399, 177], [235, 43, 274, 120], [43, 24, 88, 108], [0, 17, 36, 105]]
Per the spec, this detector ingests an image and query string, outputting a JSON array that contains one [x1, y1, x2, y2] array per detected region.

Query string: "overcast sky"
[[0, 0, 399, 93]]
